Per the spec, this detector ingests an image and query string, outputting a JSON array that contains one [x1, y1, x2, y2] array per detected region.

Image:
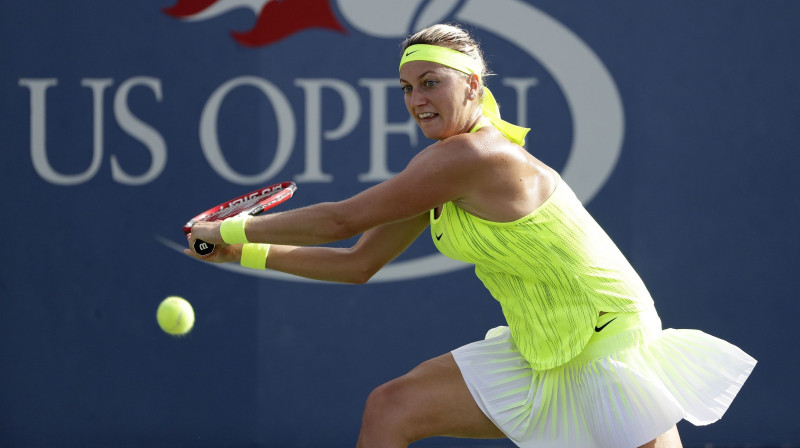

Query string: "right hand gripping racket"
[[184, 181, 297, 255]]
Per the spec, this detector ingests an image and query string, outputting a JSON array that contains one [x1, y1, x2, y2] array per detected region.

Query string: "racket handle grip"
[[194, 239, 215, 256]]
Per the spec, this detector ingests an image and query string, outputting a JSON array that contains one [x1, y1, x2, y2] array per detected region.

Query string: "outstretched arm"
[[185, 212, 430, 284], [266, 212, 429, 283]]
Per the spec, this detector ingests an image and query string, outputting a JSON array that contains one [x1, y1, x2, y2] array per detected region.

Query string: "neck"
[[461, 109, 485, 135]]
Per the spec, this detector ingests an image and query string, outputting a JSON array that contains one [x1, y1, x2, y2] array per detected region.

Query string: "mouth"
[[417, 112, 438, 122]]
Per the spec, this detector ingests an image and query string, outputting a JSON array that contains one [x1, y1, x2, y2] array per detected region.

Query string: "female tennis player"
[[186, 23, 755, 448]]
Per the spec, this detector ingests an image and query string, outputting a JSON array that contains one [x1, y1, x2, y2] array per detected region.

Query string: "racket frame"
[[184, 181, 296, 255]]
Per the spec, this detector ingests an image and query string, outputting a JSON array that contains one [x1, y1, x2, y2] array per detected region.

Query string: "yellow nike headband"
[[399, 44, 530, 145]]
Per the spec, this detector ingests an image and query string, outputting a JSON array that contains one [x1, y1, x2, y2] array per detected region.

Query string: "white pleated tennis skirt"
[[451, 308, 756, 448]]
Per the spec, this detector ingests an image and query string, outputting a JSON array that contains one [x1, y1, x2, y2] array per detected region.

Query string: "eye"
[[425, 80, 438, 88], [401, 85, 412, 94]]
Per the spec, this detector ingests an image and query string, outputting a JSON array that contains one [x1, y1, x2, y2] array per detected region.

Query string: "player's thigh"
[[376, 352, 506, 440], [638, 425, 682, 448]]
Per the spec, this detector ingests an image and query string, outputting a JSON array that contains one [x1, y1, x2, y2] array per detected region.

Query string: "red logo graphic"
[[163, 0, 346, 47]]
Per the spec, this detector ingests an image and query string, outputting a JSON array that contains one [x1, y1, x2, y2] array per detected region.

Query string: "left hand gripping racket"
[[184, 181, 297, 256]]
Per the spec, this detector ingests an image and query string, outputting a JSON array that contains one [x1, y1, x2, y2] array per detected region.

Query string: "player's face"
[[400, 61, 477, 140]]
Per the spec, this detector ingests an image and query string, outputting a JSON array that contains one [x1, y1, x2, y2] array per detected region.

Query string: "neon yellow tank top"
[[430, 176, 653, 370]]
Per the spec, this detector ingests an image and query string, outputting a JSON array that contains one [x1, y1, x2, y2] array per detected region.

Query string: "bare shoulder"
[[401, 131, 493, 187], [407, 129, 516, 177], [432, 128, 558, 222], [397, 127, 557, 222], [412, 131, 488, 163]]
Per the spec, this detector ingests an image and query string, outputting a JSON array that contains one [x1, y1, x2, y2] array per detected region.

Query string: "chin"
[[420, 126, 450, 141], [421, 130, 440, 140]]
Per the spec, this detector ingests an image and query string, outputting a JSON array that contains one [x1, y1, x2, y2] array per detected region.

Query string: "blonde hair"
[[401, 23, 491, 95]]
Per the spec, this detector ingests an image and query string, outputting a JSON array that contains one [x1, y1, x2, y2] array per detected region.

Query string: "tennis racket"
[[184, 181, 297, 256]]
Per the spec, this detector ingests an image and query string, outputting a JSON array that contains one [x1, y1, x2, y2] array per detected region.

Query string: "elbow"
[[347, 274, 372, 285], [340, 249, 383, 285], [332, 270, 373, 285], [349, 266, 380, 284], [344, 261, 381, 285]]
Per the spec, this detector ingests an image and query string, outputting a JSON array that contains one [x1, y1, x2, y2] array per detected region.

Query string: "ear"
[[467, 73, 481, 100]]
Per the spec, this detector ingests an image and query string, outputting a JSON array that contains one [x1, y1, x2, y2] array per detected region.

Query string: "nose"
[[409, 87, 427, 107]]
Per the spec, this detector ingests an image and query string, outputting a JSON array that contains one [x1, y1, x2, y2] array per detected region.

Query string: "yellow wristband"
[[220, 215, 251, 244], [240, 243, 270, 270]]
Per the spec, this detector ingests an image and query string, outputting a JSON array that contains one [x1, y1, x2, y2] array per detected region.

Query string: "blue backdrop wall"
[[1, 1, 798, 446]]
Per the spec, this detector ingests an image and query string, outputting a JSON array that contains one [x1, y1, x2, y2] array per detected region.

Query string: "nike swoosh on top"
[[435, 233, 443, 241], [594, 317, 617, 332]]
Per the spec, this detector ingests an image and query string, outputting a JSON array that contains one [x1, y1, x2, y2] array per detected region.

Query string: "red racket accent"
[[184, 181, 296, 255]]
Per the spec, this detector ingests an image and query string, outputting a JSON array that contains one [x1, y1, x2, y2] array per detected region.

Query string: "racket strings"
[[207, 187, 291, 221], [211, 195, 267, 220]]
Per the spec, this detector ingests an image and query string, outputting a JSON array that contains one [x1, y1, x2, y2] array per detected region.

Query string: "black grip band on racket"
[[194, 239, 215, 256]]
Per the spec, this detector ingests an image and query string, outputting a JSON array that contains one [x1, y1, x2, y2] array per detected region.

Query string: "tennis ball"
[[157, 296, 195, 336]]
